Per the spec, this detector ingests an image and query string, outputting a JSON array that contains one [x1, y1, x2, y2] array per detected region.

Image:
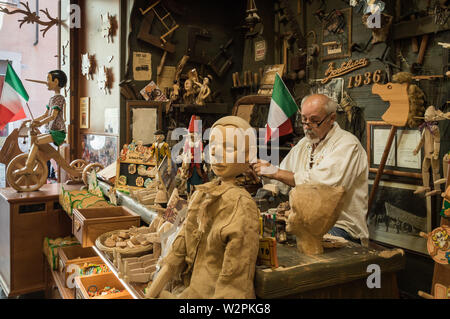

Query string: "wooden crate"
[[58, 245, 103, 287], [72, 206, 140, 248], [74, 272, 132, 299]]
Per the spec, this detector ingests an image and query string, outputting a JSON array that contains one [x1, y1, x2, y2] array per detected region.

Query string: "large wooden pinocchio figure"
[[16, 70, 67, 175], [145, 116, 260, 299]]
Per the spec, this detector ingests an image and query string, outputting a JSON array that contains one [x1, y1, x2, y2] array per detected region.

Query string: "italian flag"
[[265, 73, 298, 143], [0, 63, 28, 131]]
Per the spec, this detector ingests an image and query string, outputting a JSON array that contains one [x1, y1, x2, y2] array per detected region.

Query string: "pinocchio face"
[[209, 124, 249, 180], [47, 73, 59, 91]]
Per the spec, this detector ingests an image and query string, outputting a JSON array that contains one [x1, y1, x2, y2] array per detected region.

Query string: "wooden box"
[[75, 272, 132, 299], [72, 206, 140, 248], [58, 245, 103, 287]]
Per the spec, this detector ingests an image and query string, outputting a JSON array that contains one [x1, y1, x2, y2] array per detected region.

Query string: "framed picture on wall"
[[321, 7, 352, 61], [368, 180, 431, 255], [126, 100, 165, 145], [367, 121, 423, 179], [81, 133, 119, 168], [309, 78, 344, 105]]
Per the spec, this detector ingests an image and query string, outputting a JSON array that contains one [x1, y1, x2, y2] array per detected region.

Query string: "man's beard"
[[305, 130, 320, 144]]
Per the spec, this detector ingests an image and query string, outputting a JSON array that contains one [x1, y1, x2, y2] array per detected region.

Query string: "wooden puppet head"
[[286, 184, 345, 255], [209, 116, 257, 181]]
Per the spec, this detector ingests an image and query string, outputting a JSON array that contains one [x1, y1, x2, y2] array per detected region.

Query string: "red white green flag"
[[265, 72, 298, 143], [0, 62, 28, 130]]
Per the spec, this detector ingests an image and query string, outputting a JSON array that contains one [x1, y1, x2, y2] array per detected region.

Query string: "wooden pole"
[[368, 125, 397, 215]]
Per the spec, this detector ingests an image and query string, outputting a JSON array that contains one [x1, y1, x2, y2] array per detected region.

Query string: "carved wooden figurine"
[[182, 79, 196, 104], [286, 184, 345, 255], [413, 105, 450, 196], [13, 70, 67, 177], [101, 12, 113, 43], [145, 116, 260, 299], [194, 75, 212, 106], [181, 115, 208, 194], [81, 53, 94, 80], [97, 65, 110, 95], [149, 129, 171, 174]]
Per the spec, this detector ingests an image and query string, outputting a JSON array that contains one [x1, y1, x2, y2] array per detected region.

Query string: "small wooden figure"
[[180, 115, 208, 194], [101, 12, 113, 43], [150, 129, 171, 173], [97, 65, 110, 95], [182, 79, 196, 104], [169, 80, 180, 103], [81, 53, 94, 80], [145, 116, 260, 299], [194, 75, 212, 106], [285, 184, 345, 255], [413, 105, 450, 196]]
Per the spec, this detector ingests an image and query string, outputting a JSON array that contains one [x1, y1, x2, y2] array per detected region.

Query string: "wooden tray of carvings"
[[95, 229, 153, 259]]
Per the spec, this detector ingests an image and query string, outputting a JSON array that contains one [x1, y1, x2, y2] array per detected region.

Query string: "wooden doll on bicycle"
[[16, 70, 67, 176]]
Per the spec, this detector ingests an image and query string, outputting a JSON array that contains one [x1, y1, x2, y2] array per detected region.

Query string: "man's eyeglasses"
[[301, 113, 331, 128]]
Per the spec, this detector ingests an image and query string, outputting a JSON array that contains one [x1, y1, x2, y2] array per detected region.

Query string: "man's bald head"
[[300, 94, 338, 115], [300, 94, 337, 143]]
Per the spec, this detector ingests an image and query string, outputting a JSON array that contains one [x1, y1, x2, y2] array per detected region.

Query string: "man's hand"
[[251, 159, 278, 178]]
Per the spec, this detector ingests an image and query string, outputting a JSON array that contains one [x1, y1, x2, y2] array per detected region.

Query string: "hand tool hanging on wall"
[[278, 0, 306, 50], [374, 45, 401, 82], [207, 38, 233, 78], [137, 4, 177, 53], [139, 0, 179, 43], [243, 0, 263, 38]]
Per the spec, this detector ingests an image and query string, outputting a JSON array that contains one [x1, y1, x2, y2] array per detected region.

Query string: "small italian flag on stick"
[[0, 62, 28, 131], [265, 73, 298, 143]]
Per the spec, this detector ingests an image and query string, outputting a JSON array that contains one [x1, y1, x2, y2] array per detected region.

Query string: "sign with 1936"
[[347, 69, 383, 89]]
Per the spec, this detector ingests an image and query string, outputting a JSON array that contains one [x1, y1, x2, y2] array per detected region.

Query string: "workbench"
[[254, 242, 405, 299]]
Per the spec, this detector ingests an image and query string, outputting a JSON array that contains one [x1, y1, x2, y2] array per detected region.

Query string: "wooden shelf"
[[50, 267, 75, 300], [171, 103, 229, 114]]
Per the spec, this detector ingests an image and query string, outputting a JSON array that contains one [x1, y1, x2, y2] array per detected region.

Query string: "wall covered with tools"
[[294, 0, 449, 299]]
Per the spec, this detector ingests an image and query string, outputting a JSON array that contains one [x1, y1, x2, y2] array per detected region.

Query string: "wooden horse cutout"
[[368, 82, 410, 214]]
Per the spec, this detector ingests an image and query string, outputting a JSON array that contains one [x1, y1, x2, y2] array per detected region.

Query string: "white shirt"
[[269, 122, 369, 245]]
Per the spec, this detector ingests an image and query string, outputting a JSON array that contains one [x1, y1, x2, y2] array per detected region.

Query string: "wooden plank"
[[254, 243, 405, 299], [392, 16, 450, 40]]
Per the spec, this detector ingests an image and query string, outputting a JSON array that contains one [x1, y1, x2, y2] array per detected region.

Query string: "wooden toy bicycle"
[[4, 121, 103, 192]]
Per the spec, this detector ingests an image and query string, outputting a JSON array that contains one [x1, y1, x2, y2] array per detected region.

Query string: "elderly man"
[[253, 94, 369, 246]]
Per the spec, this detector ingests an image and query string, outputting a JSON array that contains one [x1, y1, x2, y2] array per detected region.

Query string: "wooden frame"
[[125, 100, 164, 145], [321, 7, 352, 61], [367, 121, 422, 179], [81, 133, 119, 169]]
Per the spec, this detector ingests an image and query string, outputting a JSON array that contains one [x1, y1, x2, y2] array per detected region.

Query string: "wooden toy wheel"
[[6, 153, 48, 192], [69, 159, 87, 181], [82, 163, 104, 185]]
